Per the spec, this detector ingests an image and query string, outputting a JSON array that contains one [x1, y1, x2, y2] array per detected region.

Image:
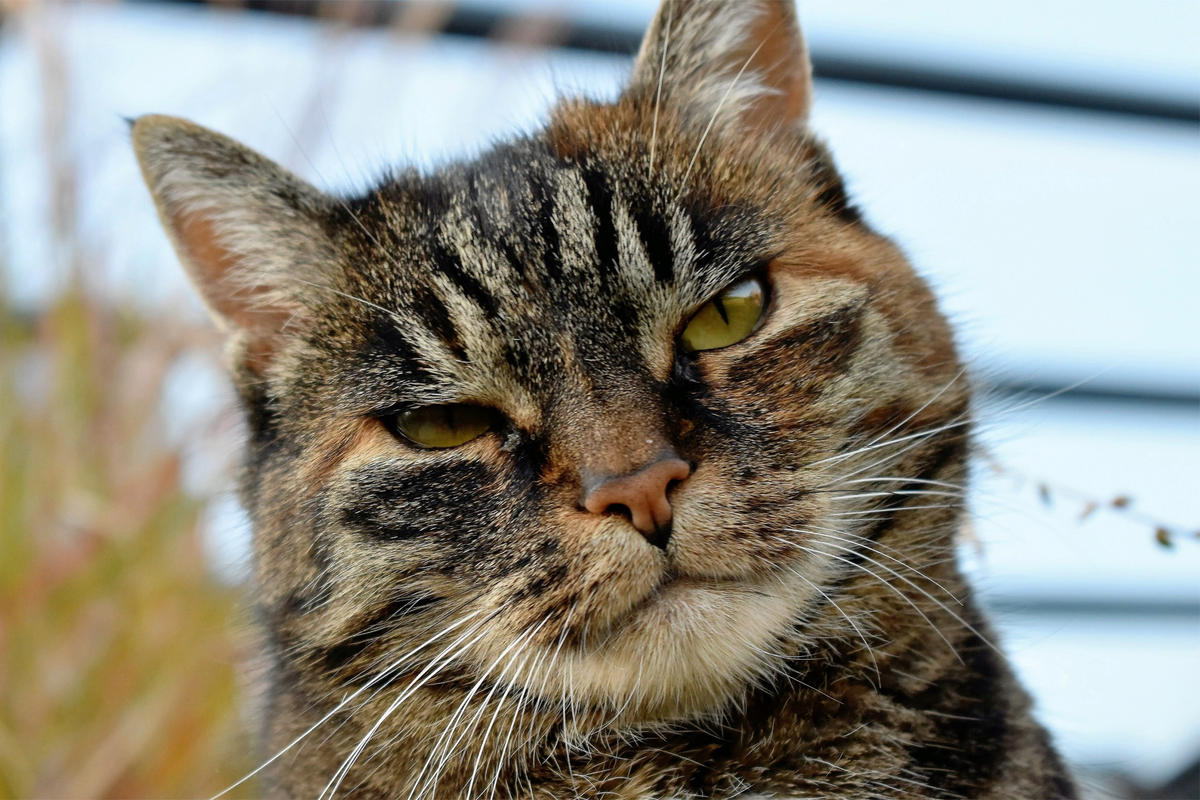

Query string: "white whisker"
[[292, 277, 407, 326], [208, 608, 486, 800], [794, 524, 961, 603], [829, 368, 968, 465], [795, 541, 963, 661], [319, 611, 501, 800], [782, 564, 881, 682], [413, 618, 548, 800], [648, 0, 672, 179], [797, 532, 999, 655], [836, 476, 967, 492], [680, 23, 778, 189], [479, 637, 545, 800], [829, 503, 957, 517], [818, 414, 972, 489]]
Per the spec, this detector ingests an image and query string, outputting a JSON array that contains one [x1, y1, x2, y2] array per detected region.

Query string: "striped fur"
[[133, 0, 1076, 797]]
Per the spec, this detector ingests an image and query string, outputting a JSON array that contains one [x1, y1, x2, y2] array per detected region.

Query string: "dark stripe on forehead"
[[632, 204, 674, 283], [358, 316, 432, 387], [502, 341, 533, 376], [687, 206, 717, 263], [528, 173, 563, 283], [428, 240, 498, 320], [410, 283, 465, 361], [580, 167, 619, 280], [682, 203, 773, 290], [497, 236, 533, 288]]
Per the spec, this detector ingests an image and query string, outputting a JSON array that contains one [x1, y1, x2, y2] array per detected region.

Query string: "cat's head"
[[134, 0, 966, 730]]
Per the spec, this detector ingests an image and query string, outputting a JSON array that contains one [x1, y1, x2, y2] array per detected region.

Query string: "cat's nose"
[[581, 455, 692, 548]]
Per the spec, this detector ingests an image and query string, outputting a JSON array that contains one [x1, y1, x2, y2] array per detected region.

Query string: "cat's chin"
[[542, 575, 808, 725]]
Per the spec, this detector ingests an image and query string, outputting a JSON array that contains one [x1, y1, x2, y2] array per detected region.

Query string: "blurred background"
[[0, 1, 1196, 798]]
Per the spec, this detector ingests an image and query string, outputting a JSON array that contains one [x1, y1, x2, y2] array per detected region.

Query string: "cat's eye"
[[388, 404, 496, 449], [680, 275, 767, 352]]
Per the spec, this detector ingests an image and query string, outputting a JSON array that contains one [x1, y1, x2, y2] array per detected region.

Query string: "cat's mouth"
[[651, 572, 741, 598], [539, 564, 800, 723], [604, 570, 764, 637]]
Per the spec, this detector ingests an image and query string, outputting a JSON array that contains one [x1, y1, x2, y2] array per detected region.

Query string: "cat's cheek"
[[668, 474, 828, 580], [669, 468, 768, 577], [317, 454, 543, 584]]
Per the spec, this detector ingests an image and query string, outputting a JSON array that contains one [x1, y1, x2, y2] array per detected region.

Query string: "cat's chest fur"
[[133, 0, 1077, 797]]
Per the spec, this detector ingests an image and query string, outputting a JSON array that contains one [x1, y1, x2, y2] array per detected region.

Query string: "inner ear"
[[133, 114, 336, 376], [628, 0, 813, 135], [175, 211, 295, 336], [739, 2, 812, 130]]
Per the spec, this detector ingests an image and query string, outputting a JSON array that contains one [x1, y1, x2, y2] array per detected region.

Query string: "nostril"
[[645, 520, 671, 551], [605, 503, 633, 521], [580, 456, 691, 544]]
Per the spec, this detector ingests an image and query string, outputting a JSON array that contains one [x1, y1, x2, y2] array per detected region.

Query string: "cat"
[[132, 0, 1078, 797]]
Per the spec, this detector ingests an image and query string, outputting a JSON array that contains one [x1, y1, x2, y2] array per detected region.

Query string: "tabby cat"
[[132, 0, 1077, 797]]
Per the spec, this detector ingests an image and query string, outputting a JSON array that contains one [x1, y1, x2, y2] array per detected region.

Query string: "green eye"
[[680, 275, 767, 352], [390, 404, 496, 449]]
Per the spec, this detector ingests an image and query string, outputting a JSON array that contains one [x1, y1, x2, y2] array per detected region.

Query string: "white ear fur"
[[629, 0, 813, 136], [132, 115, 336, 371]]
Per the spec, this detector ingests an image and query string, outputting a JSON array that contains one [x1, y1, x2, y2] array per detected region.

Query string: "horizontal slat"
[[145, 0, 1200, 123]]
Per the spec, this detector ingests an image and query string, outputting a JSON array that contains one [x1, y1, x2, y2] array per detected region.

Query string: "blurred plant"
[[0, 290, 259, 799], [0, 7, 257, 797], [981, 449, 1200, 550]]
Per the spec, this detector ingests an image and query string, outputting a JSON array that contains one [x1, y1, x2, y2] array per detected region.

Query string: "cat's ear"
[[628, 0, 812, 135], [132, 115, 336, 374]]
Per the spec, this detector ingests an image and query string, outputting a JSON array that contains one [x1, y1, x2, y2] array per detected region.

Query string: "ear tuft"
[[132, 115, 336, 373], [628, 0, 812, 137]]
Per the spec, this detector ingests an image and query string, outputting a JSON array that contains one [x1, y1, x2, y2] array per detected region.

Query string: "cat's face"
[[134, 0, 965, 730]]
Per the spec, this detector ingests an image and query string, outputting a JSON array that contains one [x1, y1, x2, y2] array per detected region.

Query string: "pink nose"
[[582, 456, 691, 548]]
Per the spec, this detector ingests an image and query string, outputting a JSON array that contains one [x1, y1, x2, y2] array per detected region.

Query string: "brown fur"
[[132, 1, 1077, 797]]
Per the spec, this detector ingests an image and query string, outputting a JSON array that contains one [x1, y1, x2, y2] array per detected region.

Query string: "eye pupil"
[[391, 404, 495, 449], [711, 295, 729, 324], [680, 275, 766, 352]]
